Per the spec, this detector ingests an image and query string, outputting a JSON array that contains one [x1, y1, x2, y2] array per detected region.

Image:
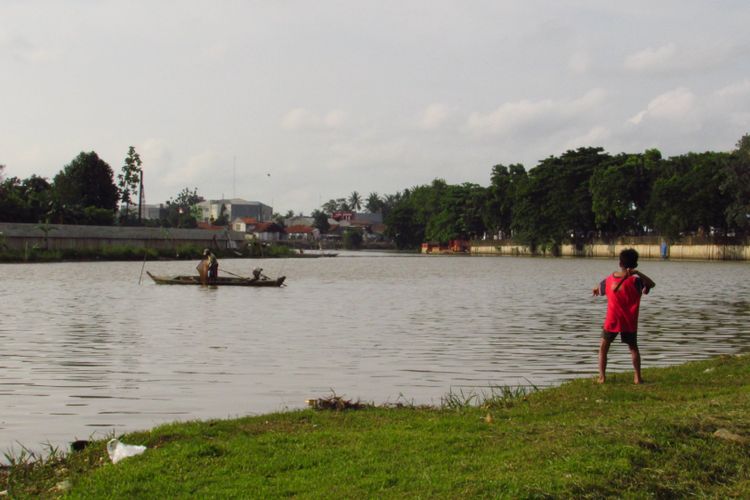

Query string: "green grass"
[[2, 355, 749, 498]]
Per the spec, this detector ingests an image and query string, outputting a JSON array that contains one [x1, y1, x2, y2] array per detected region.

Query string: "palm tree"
[[322, 199, 338, 215], [348, 191, 362, 212], [365, 192, 382, 213]]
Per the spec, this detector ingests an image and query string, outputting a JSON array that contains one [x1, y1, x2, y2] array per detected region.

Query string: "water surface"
[[1, 253, 748, 456]]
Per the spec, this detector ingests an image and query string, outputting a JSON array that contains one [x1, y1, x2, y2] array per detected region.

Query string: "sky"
[[2, 1, 749, 215]]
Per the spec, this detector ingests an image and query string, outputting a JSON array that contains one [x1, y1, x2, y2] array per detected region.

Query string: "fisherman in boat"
[[197, 248, 219, 285]]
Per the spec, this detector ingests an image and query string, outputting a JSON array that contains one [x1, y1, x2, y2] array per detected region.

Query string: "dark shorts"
[[601, 330, 638, 347]]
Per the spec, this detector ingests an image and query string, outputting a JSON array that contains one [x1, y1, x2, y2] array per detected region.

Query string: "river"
[[1, 253, 748, 457]]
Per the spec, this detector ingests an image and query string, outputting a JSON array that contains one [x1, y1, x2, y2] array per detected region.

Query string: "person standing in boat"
[[197, 248, 219, 285]]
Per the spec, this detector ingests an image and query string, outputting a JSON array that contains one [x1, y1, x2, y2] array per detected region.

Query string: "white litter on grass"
[[107, 439, 147, 464]]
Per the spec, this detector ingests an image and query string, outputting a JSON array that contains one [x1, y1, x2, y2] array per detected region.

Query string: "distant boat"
[[147, 271, 286, 287]]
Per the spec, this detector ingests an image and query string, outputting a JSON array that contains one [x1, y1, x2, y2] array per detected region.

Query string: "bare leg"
[[629, 344, 642, 384], [598, 338, 612, 384]]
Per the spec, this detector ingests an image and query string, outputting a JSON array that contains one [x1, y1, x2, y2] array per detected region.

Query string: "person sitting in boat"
[[252, 267, 268, 281]]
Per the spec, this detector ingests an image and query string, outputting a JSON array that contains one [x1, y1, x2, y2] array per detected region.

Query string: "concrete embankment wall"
[[0, 222, 246, 251], [471, 240, 750, 261]]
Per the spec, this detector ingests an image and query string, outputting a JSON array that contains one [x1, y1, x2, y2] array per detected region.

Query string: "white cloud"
[[628, 87, 696, 125], [624, 43, 677, 73], [162, 150, 217, 187], [0, 35, 56, 63], [715, 79, 750, 99], [419, 103, 451, 130], [198, 41, 230, 61], [281, 108, 347, 131], [323, 110, 347, 128], [467, 88, 607, 136], [563, 126, 612, 151], [568, 51, 590, 74]]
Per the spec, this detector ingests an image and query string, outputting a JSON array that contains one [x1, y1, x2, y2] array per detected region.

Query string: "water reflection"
[[0, 255, 747, 456]]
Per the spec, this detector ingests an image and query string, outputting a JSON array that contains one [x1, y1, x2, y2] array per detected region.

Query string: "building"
[[232, 217, 259, 233], [285, 225, 314, 240], [245, 221, 285, 241], [198, 199, 272, 224]]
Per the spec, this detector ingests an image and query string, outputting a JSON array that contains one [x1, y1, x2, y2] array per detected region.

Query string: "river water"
[[1, 253, 748, 456]]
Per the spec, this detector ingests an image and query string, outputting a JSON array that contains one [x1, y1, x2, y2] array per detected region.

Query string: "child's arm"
[[592, 279, 605, 296], [630, 269, 655, 293]]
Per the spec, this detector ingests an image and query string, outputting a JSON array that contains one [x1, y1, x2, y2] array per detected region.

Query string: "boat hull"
[[147, 272, 285, 287]]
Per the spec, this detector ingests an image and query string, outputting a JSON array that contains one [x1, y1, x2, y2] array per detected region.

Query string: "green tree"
[[365, 192, 383, 213], [165, 187, 203, 228], [342, 228, 363, 249], [513, 147, 604, 250], [22, 175, 53, 223], [647, 152, 730, 240], [321, 199, 338, 215], [348, 191, 362, 211], [589, 150, 659, 237], [484, 163, 526, 239], [722, 134, 750, 236], [384, 203, 423, 249], [0, 176, 26, 222], [53, 152, 119, 222], [214, 204, 229, 226], [117, 146, 143, 224], [311, 209, 330, 234], [425, 183, 487, 241], [336, 198, 351, 211]]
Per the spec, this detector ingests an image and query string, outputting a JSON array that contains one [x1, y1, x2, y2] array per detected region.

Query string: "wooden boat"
[[147, 271, 286, 287]]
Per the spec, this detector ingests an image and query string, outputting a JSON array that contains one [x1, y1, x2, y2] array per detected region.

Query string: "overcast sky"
[[2, 1, 749, 214]]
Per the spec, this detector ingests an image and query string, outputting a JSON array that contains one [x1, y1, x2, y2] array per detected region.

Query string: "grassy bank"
[[3, 355, 749, 498]]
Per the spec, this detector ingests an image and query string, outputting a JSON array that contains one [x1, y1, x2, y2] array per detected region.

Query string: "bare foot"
[[634, 378, 643, 385], [597, 376, 606, 384]]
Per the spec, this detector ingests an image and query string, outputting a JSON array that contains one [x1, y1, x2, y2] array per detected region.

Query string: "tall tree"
[[53, 151, 119, 224], [165, 187, 203, 228], [484, 163, 526, 239], [117, 146, 143, 224], [348, 191, 362, 211], [384, 204, 422, 249], [365, 192, 383, 213], [589, 150, 658, 237], [513, 147, 605, 249], [722, 134, 750, 236], [311, 209, 330, 234], [647, 152, 730, 240], [321, 199, 338, 215]]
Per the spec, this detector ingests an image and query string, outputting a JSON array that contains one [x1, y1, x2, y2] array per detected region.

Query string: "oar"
[[220, 269, 256, 281], [138, 250, 148, 285]]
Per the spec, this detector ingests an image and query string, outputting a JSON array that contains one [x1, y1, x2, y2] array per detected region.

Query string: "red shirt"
[[600, 273, 645, 333]]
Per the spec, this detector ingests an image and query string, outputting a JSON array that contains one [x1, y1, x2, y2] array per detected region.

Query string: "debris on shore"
[[306, 393, 371, 411]]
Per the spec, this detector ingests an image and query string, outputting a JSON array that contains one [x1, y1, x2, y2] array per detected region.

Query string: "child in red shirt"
[[592, 248, 656, 384]]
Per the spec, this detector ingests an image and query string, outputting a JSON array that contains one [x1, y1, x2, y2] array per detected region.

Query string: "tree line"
[[318, 134, 750, 249], [0, 148, 206, 228], [3, 135, 749, 246]]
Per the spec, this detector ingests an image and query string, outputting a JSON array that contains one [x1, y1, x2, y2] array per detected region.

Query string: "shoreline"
[[3, 354, 749, 497]]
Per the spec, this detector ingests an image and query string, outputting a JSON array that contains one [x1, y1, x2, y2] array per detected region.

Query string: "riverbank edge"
[[469, 240, 750, 261], [3, 354, 749, 497]]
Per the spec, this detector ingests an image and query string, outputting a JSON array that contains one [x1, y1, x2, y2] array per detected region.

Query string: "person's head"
[[203, 248, 210, 256], [619, 248, 639, 269]]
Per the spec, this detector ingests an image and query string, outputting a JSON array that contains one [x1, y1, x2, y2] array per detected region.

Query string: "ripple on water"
[[0, 256, 748, 457]]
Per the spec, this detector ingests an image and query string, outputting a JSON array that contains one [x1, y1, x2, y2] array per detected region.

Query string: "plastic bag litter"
[[107, 438, 147, 464]]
